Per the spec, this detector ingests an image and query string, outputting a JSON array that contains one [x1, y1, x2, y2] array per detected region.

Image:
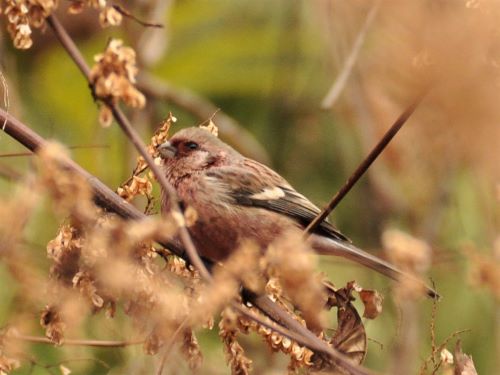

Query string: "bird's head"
[[158, 127, 240, 177]]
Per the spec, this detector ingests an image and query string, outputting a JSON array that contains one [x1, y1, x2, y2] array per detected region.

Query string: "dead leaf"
[[350, 282, 383, 320], [454, 340, 478, 375], [319, 281, 367, 370]]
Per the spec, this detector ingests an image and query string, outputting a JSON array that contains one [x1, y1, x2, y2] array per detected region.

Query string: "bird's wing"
[[204, 160, 349, 242], [204, 162, 439, 299]]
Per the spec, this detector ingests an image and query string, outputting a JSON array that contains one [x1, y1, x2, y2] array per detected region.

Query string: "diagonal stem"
[[321, 0, 381, 109], [304, 90, 428, 237], [9, 333, 144, 348]]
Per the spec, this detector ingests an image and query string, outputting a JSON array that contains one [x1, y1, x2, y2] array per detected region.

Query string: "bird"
[[157, 127, 437, 298]]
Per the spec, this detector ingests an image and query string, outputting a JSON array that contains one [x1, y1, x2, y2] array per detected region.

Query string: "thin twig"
[[9, 333, 143, 348], [46, 14, 211, 282], [321, 0, 380, 109], [156, 319, 188, 375], [231, 301, 374, 375], [304, 90, 428, 237], [112, 4, 164, 28], [0, 69, 10, 131]]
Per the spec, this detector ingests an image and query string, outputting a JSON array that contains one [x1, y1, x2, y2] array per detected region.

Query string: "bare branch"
[[304, 90, 427, 236], [8, 333, 143, 348], [231, 299, 374, 375], [0, 69, 10, 131], [112, 4, 164, 28]]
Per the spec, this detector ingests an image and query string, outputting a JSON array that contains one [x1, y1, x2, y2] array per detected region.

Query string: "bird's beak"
[[158, 141, 177, 158]]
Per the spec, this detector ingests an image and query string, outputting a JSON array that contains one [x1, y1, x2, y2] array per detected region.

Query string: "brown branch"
[[231, 299, 374, 375], [8, 333, 143, 348], [46, 14, 211, 282], [0, 101, 374, 375], [112, 4, 164, 28], [137, 73, 270, 164], [304, 90, 428, 236]]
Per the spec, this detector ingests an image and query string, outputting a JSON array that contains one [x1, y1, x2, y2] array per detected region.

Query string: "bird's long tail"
[[311, 235, 439, 299]]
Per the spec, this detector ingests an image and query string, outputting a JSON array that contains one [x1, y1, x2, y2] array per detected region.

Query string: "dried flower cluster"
[[35, 142, 95, 221], [68, 0, 122, 27], [31, 135, 212, 371], [117, 114, 175, 212], [464, 240, 500, 300], [40, 305, 66, 345], [1, 0, 122, 50], [218, 279, 373, 373], [224, 305, 315, 370], [219, 309, 254, 375], [190, 242, 262, 328], [212, 234, 375, 374], [47, 224, 83, 285], [89, 39, 146, 127], [0, 351, 20, 375], [266, 229, 327, 331], [117, 175, 153, 203], [2, 0, 58, 49], [199, 119, 219, 136]]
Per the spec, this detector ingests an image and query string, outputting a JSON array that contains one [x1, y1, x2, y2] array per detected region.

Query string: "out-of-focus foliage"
[[0, 0, 497, 374]]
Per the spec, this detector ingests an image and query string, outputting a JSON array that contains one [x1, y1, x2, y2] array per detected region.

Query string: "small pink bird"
[[158, 127, 436, 297]]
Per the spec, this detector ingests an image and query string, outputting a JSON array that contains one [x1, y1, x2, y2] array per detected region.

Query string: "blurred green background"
[[0, 1, 497, 374]]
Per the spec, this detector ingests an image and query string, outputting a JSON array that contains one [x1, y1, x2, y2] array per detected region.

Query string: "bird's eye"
[[184, 141, 199, 150]]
